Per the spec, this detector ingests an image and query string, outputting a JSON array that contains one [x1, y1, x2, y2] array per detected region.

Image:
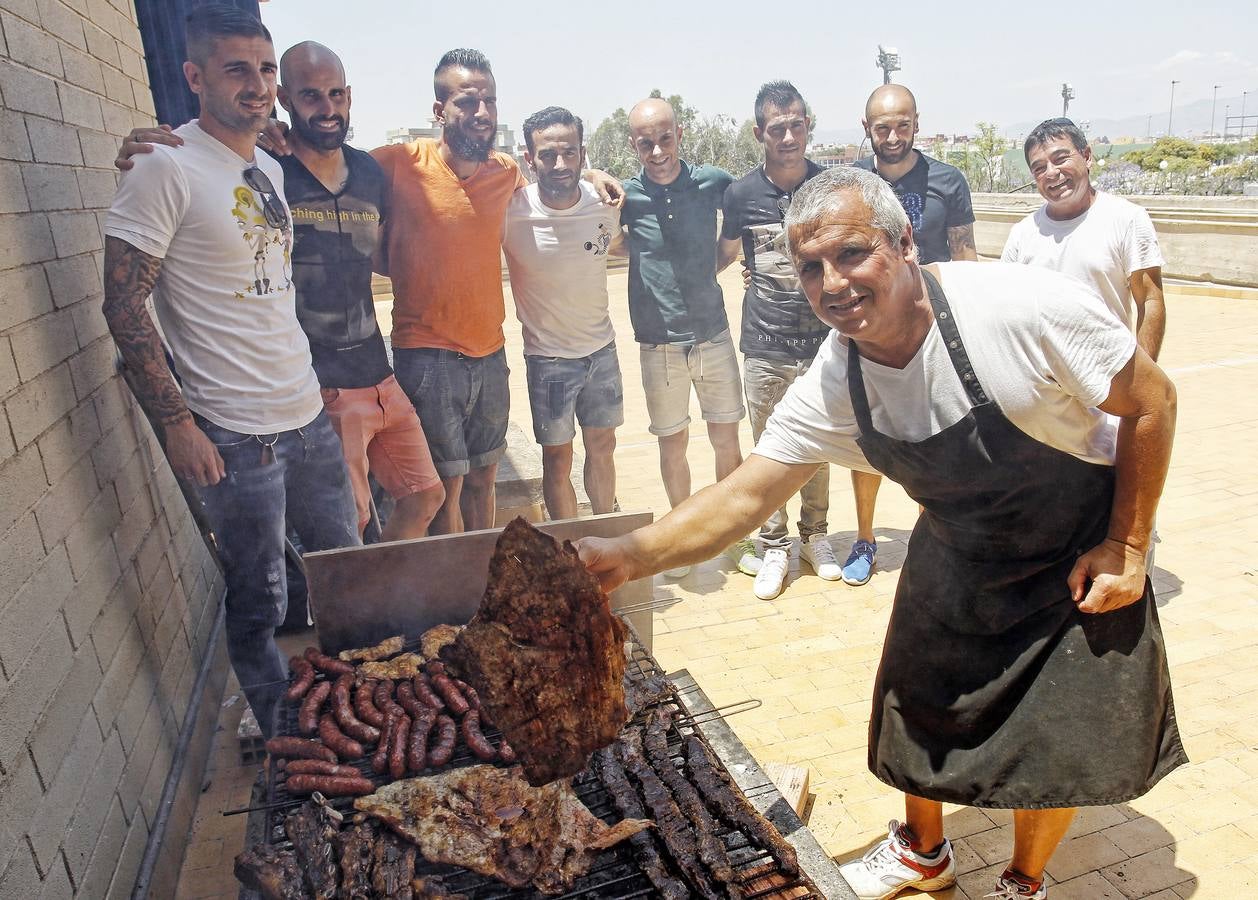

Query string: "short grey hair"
[[783, 166, 913, 260]]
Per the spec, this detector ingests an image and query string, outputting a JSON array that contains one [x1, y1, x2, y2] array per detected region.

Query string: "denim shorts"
[[525, 341, 624, 446], [392, 346, 510, 478], [639, 329, 745, 437]]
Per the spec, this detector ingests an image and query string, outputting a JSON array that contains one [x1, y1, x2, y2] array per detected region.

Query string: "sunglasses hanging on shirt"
[[242, 166, 290, 231]]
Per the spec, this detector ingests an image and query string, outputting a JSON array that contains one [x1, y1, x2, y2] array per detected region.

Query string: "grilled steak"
[[683, 734, 800, 876], [447, 518, 630, 785], [419, 624, 462, 660], [338, 635, 405, 663], [358, 652, 426, 681], [372, 829, 417, 899], [624, 672, 673, 719], [593, 746, 690, 900], [336, 820, 376, 900], [233, 844, 308, 900], [354, 764, 650, 894], [615, 730, 724, 900], [643, 709, 740, 894], [283, 802, 340, 900]]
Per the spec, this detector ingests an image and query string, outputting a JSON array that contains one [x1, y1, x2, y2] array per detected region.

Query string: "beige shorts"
[[320, 375, 441, 532], [639, 329, 745, 437]]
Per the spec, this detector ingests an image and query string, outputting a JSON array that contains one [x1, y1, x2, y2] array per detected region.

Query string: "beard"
[[537, 172, 579, 205], [873, 139, 913, 165], [446, 123, 493, 161], [291, 113, 348, 151]]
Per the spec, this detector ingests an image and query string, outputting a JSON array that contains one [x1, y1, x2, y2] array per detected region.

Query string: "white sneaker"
[[839, 820, 956, 900], [985, 870, 1048, 898], [799, 533, 842, 581], [661, 565, 691, 579], [753, 548, 789, 600], [728, 537, 762, 576]]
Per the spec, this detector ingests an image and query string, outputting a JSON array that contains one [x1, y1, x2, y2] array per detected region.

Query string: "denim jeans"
[[195, 409, 359, 737], [744, 356, 829, 547]]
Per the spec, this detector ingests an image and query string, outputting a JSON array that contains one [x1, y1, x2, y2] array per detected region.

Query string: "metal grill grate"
[[254, 632, 820, 899]]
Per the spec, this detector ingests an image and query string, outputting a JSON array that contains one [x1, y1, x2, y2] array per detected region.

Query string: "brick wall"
[[0, 0, 226, 896]]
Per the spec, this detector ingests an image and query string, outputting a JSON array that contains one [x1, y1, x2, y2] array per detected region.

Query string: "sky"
[[258, 0, 1258, 149]]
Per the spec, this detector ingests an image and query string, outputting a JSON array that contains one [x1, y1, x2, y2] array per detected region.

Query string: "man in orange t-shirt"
[[371, 49, 526, 534]]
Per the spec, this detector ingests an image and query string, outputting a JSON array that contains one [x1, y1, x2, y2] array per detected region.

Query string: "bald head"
[[864, 84, 916, 120], [628, 97, 676, 131], [277, 41, 350, 152], [628, 97, 684, 184], [280, 41, 344, 86]]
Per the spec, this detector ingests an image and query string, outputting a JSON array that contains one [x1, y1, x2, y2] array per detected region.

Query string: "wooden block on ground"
[[764, 762, 810, 818]]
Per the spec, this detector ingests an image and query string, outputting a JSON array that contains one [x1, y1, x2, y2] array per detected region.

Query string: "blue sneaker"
[[841, 540, 877, 586]]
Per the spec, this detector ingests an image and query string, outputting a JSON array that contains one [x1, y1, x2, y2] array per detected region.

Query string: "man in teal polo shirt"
[[619, 98, 746, 578]]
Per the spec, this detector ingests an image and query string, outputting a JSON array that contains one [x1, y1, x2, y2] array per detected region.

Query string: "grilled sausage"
[[319, 713, 365, 760], [298, 680, 333, 736], [355, 678, 385, 728], [407, 706, 437, 772], [303, 646, 355, 677], [427, 714, 456, 767], [372, 710, 398, 775], [266, 737, 338, 764], [412, 674, 444, 711], [284, 656, 316, 702], [394, 681, 427, 720], [333, 674, 381, 744], [423, 660, 446, 678], [431, 673, 470, 717], [389, 712, 410, 780], [282, 759, 361, 777], [373, 679, 396, 713], [460, 709, 495, 761], [452, 678, 480, 710], [497, 737, 518, 764], [285, 774, 375, 796]]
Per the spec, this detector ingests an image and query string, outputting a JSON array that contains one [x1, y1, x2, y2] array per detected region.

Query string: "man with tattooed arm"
[[101, 5, 358, 737]]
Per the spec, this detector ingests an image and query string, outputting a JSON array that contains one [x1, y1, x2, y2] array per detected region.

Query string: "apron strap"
[[846, 338, 876, 435], [922, 269, 991, 408]]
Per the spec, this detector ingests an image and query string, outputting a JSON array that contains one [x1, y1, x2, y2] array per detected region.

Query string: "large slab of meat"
[[446, 518, 630, 785], [354, 765, 650, 894]]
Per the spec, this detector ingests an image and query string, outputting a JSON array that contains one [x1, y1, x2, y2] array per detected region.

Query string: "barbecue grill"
[[236, 513, 853, 899]]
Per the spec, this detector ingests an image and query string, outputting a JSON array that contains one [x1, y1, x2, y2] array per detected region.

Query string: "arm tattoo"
[[102, 235, 191, 429], [947, 224, 978, 261]]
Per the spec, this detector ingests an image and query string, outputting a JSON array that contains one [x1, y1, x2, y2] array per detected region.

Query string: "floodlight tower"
[[1061, 83, 1075, 118], [876, 45, 901, 84]]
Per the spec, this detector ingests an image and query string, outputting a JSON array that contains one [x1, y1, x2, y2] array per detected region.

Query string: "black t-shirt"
[[720, 162, 830, 361], [280, 146, 392, 389], [854, 152, 974, 264]]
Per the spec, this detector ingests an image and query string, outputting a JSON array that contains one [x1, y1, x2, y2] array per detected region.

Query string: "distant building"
[[385, 118, 516, 156], [810, 144, 860, 168]]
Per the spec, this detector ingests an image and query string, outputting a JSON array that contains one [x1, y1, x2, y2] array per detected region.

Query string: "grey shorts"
[[639, 329, 745, 437], [525, 341, 625, 446]]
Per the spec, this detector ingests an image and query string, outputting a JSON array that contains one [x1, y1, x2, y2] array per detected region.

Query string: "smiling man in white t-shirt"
[[1002, 117, 1166, 362], [101, 6, 358, 738], [502, 106, 624, 520]]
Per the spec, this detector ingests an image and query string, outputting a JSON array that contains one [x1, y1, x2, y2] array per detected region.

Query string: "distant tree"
[[587, 106, 638, 179]]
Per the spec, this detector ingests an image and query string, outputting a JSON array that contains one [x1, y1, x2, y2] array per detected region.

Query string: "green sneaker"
[[728, 538, 762, 576]]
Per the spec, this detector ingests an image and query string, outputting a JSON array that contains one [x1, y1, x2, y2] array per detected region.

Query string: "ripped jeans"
[[195, 409, 359, 737]]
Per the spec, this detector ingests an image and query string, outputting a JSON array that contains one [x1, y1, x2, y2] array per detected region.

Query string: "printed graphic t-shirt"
[[621, 161, 734, 345], [1001, 190, 1165, 330], [754, 262, 1136, 473], [855, 152, 975, 264], [104, 120, 322, 434], [720, 161, 831, 361], [502, 181, 620, 359], [371, 139, 526, 357], [281, 146, 392, 389]]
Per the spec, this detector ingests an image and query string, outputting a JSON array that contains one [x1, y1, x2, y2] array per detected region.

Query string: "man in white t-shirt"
[[577, 167, 1182, 900], [502, 107, 624, 519], [1002, 117, 1166, 361], [102, 7, 358, 737]]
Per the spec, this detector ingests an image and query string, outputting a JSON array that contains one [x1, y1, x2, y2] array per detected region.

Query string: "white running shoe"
[[728, 537, 762, 576], [839, 820, 956, 900], [752, 548, 789, 600], [799, 533, 842, 581]]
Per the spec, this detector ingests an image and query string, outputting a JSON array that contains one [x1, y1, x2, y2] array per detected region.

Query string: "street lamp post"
[[1168, 80, 1180, 137], [1061, 83, 1074, 118], [876, 46, 901, 85], [1211, 84, 1222, 138]]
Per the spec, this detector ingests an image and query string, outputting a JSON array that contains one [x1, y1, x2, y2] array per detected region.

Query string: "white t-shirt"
[[502, 181, 620, 358], [1000, 191, 1164, 330], [753, 262, 1137, 473], [104, 120, 322, 434]]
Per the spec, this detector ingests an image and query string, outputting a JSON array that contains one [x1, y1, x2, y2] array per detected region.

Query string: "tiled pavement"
[[174, 270, 1258, 899]]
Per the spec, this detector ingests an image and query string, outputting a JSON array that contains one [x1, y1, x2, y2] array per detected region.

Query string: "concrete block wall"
[[0, 0, 226, 896]]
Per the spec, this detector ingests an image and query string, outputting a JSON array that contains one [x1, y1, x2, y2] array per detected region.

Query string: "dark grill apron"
[[852, 271, 1186, 809]]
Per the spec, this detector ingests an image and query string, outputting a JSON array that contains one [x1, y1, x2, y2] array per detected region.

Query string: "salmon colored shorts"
[[320, 375, 441, 531]]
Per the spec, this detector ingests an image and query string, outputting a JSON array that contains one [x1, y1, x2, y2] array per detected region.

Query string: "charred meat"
[[372, 829, 418, 899], [446, 518, 629, 785], [339, 634, 406, 663], [283, 802, 341, 900], [233, 844, 308, 900], [336, 820, 376, 900], [354, 764, 650, 894]]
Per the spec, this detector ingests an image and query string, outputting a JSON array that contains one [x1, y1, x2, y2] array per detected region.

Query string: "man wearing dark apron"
[[578, 166, 1184, 899]]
